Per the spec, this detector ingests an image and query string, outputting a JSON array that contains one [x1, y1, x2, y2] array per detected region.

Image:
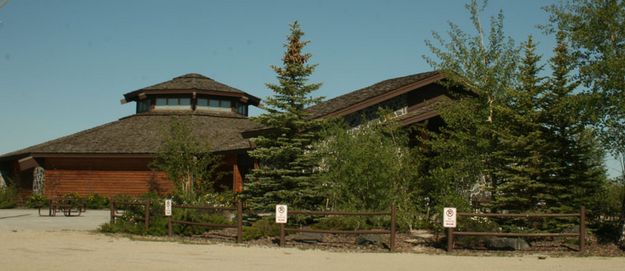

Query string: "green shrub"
[[85, 193, 109, 209], [312, 216, 372, 231], [62, 192, 83, 208], [172, 209, 234, 236], [101, 193, 238, 237], [242, 217, 280, 241], [26, 194, 48, 208], [0, 187, 18, 209], [454, 216, 500, 248]]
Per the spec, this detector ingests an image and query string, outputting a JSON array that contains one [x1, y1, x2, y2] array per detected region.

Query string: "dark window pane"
[[197, 98, 209, 107], [209, 99, 220, 107], [156, 98, 167, 106], [167, 98, 178, 105], [179, 98, 191, 106], [220, 100, 231, 108]]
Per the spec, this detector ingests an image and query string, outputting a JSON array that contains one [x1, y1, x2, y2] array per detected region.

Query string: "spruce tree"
[[492, 36, 549, 212], [542, 31, 607, 214], [244, 21, 324, 211]]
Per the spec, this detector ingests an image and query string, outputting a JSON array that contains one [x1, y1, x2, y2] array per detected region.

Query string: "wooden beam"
[[18, 156, 39, 171]]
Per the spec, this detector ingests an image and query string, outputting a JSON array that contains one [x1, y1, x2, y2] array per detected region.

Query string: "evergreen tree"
[[542, 31, 607, 213], [244, 21, 324, 211], [492, 36, 549, 212]]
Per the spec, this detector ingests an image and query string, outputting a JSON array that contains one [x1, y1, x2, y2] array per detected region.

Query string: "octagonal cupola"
[[121, 73, 260, 116]]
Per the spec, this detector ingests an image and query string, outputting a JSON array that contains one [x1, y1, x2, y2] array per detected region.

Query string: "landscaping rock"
[[485, 237, 530, 250], [288, 232, 324, 244]]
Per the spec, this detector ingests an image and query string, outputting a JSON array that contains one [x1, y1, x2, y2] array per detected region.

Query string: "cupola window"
[[155, 97, 191, 109]]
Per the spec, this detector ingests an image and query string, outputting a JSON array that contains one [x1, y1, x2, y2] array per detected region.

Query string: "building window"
[[196, 97, 233, 111], [137, 99, 151, 113], [155, 97, 192, 109], [235, 102, 247, 115], [197, 98, 209, 107]]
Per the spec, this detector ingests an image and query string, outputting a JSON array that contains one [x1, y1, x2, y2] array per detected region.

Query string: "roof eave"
[[313, 72, 445, 119]]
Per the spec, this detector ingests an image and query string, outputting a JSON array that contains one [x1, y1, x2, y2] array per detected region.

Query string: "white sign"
[[443, 207, 457, 228], [275, 204, 288, 224], [164, 199, 172, 216]]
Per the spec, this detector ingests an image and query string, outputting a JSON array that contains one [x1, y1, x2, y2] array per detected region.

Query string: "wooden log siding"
[[44, 170, 173, 197]]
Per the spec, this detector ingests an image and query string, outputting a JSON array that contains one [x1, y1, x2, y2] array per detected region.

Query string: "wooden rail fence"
[[447, 206, 586, 252], [167, 200, 243, 243], [280, 204, 397, 251]]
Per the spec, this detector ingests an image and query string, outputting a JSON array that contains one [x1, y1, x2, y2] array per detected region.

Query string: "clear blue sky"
[[0, 0, 620, 177]]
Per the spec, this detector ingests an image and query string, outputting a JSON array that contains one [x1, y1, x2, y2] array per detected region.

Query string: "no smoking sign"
[[443, 207, 457, 228], [275, 204, 288, 223]]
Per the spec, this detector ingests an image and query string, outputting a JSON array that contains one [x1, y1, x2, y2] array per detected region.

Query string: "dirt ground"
[[1, 209, 624, 271]]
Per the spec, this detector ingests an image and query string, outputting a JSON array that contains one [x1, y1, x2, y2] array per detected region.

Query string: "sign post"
[[276, 204, 287, 246], [165, 199, 173, 237], [443, 207, 457, 252]]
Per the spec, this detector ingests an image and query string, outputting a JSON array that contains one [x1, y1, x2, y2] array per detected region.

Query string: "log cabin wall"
[[44, 169, 172, 198], [43, 157, 174, 198]]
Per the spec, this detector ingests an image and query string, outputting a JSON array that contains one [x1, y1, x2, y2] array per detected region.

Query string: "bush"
[[0, 187, 18, 209], [242, 217, 280, 241], [26, 194, 48, 208], [101, 193, 238, 237], [61, 192, 83, 208], [454, 216, 500, 249], [85, 193, 109, 209]]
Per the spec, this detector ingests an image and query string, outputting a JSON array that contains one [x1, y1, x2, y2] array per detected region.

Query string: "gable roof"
[[306, 71, 443, 119], [123, 73, 261, 105], [0, 111, 262, 161]]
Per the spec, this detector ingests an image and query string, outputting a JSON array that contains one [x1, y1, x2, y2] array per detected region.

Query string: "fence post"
[[167, 215, 173, 237], [390, 203, 396, 252], [447, 227, 454, 252], [236, 200, 243, 243], [109, 201, 116, 224], [144, 200, 151, 233], [579, 206, 586, 252], [279, 223, 285, 247]]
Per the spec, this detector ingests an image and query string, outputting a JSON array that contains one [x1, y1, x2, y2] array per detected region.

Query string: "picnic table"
[[38, 199, 86, 217]]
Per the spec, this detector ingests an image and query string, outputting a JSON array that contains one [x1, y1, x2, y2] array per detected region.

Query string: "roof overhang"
[[316, 72, 445, 119]]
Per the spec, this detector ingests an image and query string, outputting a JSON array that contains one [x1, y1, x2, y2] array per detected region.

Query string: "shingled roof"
[[307, 71, 441, 119], [123, 73, 260, 105], [0, 111, 262, 161]]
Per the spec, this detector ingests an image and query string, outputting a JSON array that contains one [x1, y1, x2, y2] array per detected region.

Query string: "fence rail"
[[279, 204, 397, 251], [167, 200, 243, 243], [447, 206, 586, 252]]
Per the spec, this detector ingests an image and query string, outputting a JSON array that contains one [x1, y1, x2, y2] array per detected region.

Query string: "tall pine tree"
[[492, 36, 549, 212], [244, 21, 324, 211], [542, 31, 607, 214]]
